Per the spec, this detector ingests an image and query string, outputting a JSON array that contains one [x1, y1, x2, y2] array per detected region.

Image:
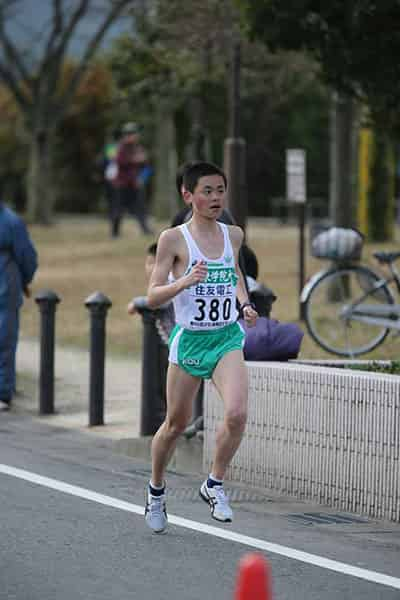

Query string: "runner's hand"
[[243, 305, 258, 327], [183, 260, 208, 288]]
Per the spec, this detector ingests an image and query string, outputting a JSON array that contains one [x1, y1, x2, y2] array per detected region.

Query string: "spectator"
[[100, 129, 120, 237], [113, 122, 153, 237], [127, 242, 158, 315], [0, 194, 38, 410], [127, 242, 174, 341]]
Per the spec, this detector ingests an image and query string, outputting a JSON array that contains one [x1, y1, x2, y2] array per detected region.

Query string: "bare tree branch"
[[50, 0, 90, 63], [0, 60, 29, 109], [42, 0, 64, 67], [0, 0, 136, 222], [35, 0, 90, 100], [54, 0, 132, 122], [0, 1, 20, 19], [0, 4, 31, 85], [33, 0, 65, 99]]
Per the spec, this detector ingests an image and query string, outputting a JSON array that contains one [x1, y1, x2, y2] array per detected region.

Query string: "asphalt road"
[[1, 414, 399, 600]]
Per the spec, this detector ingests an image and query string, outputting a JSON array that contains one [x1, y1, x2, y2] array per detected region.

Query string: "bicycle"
[[300, 228, 400, 357]]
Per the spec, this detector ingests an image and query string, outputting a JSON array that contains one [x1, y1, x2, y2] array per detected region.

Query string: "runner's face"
[[190, 175, 226, 219]]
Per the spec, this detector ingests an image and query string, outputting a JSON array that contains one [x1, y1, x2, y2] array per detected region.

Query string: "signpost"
[[286, 149, 306, 320]]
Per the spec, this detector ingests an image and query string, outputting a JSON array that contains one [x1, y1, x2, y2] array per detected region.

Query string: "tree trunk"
[[368, 122, 395, 241], [187, 95, 209, 161], [223, 39, 247, 231], [329, 93, 359, 228], [328, 93, 359, 302], [152, 106, 178, 221], [224, 137, 247, 230], [26, 129, 56, 224]]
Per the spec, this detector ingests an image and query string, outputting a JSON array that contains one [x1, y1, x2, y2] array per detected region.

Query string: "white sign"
[[286, 149, 306, 203]]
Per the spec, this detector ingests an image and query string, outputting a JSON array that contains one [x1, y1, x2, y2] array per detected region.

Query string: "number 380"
[[194, 298, 232, 322]]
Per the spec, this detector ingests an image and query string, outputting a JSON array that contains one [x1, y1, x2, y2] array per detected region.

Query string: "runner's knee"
[[164, 416, 189, 438], [225, 408, 247, 433]]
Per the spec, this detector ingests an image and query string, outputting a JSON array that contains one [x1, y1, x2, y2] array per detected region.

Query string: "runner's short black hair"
[[182, 161, 227, 193], [176, 161, 197, 195], [147, 242, 157, 255]]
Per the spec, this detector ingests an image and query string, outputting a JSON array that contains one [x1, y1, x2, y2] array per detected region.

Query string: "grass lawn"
[[20, 214, 400, 361]]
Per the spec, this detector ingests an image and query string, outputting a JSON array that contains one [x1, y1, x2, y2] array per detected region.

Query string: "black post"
[[84, 292, 112, 426], [299, 203, 306, 320], [138, 306, 167, 436], [34, 290, 60, 415]]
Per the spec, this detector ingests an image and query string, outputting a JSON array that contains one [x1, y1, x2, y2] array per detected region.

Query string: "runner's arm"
[[147, 230, 207, 309], [236, 267, 250, 308], [230, 226, 258, 326], [229, 226, 248, 307]]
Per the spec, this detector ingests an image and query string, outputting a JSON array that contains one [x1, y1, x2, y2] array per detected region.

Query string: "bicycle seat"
[[373, 251, 400, 264]]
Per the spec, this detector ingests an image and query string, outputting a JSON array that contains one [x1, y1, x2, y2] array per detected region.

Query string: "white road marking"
[[1, 463, 399, 590]]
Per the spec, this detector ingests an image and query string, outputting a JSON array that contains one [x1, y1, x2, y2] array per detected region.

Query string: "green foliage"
[[348, 361, 400, 375], [239, 0, 400, 225], [0, 88, 29, 210], [107, 6, 230, 163], [0, 2, 331, 218], [106, 7, 330, 215], [0, 61, 114, 215], [52, 61, 114, 213], [241, 49, 329, 213], [239, 1, 400, 115], [107, 33, 179, 156]]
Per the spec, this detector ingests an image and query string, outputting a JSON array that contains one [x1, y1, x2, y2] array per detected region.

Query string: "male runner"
[[144, 161, 258, 532]]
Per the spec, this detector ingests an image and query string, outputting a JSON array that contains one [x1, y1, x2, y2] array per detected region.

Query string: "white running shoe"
[[145, 491, 168, 533], [199, 480, 233, 523]]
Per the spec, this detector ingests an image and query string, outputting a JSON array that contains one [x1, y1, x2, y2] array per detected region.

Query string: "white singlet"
[[171, 222, 239, 331]]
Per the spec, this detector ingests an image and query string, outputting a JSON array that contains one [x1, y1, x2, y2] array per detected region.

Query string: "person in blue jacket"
[[0, 197, 38, 410]]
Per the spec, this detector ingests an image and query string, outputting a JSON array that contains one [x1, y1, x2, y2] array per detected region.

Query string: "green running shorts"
[[168, 321, 245, 379]]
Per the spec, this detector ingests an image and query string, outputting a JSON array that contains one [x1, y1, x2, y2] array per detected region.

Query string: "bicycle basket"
[[311, 227, 364, 261]]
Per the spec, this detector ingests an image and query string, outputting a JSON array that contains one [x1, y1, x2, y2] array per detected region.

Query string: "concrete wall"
[[204, 362, 400, 522]]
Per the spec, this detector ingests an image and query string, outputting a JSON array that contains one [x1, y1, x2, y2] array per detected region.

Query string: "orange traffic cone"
[[234, 553, 272, 600]]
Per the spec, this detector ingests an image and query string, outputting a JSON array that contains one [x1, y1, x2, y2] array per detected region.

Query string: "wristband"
[[240, 301, 256, 311]]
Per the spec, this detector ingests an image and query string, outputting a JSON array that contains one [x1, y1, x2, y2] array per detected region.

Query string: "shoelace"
[[212, 486, 229, 507], [149, 495, 165, 515]]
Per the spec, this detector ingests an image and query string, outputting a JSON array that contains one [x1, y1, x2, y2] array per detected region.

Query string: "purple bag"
[[239, 317, 304, 361]]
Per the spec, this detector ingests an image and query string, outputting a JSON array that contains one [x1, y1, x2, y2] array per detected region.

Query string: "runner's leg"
[[150, 363, 202, 486], [210, 349, 248, 480]]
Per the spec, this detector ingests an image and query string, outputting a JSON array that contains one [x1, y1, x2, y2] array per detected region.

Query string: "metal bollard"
[[34, 289, 60, 415], [135, 301, 168, 436], [84, 292, 112, 426]]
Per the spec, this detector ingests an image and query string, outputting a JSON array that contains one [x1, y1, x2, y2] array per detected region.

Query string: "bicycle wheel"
[[304, 265, 394, 357]]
